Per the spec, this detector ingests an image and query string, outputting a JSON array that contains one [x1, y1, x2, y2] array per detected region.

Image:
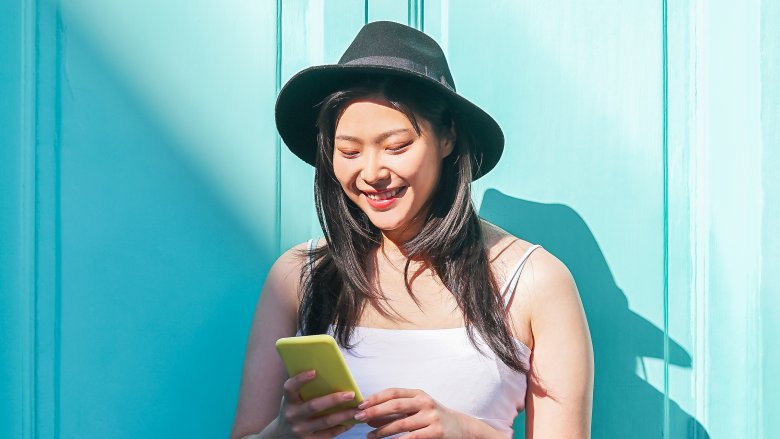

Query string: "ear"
[[440, 124, 456, 159]]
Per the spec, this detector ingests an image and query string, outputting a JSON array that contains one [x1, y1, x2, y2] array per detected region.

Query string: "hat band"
[[343, 56, 455, 92]]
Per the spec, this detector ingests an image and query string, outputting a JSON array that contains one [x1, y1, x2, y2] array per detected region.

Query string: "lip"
[[361, 186, 407, 209]]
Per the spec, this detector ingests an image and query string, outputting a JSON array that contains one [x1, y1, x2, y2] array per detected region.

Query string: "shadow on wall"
[[49, 16, 274, 437], [479, 189, 708, 439]]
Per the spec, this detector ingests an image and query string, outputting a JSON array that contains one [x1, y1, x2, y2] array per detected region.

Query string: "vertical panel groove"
[[691, 0, 710, 432], [364, 0, 369, 25], [22, 0, 36, 437], [53, 3, 63, 437], [33, 0, 42, 434], [406, 0, 424, 31], [420, 0, 424, 32], [662, 0, 670, 437], [690, 0, 710, 434], [34, 0, 65, 434]]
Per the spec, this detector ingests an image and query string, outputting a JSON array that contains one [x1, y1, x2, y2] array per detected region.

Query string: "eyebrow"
[[335, 128, 413, 144]]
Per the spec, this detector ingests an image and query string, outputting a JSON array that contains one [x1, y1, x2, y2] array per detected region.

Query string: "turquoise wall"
[[1, 0, 777, 437]]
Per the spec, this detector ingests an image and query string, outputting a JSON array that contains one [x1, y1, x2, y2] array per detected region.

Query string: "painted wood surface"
[[1, 0, 776, 437]]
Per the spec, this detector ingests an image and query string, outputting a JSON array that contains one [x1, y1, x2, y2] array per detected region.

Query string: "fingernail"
[[306, 370, 316, 378], [342, 391, 355, 400], [358, 401, 368, 409], [354, 411, 367, 421]]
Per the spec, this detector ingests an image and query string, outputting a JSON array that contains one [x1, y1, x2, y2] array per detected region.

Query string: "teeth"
[[366, 187, 402, 200]]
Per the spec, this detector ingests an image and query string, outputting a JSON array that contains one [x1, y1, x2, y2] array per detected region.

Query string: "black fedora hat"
[[274, 20, 504, 180]]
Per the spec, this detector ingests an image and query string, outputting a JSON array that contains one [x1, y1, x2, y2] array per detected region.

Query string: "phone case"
[[275, 334, 364, 424]]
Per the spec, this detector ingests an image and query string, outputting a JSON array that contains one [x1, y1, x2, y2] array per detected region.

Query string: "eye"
[[387, 141, 413, 153], [336, 147, 359, 158]]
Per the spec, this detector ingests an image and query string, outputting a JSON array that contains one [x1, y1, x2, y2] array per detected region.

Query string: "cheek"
[[403, 155, 441, 189], [332, 160, 358, 192]]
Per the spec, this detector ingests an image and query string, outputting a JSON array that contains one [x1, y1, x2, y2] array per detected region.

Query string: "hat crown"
[[274, 20, 505, 180], [338, 21, 456, 91]]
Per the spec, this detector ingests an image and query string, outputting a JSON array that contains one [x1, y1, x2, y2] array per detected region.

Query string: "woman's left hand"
[[354, 388, 473, 438]]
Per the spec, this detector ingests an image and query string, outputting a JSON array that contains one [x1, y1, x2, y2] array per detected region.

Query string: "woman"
[[231, 21, 593, 439]]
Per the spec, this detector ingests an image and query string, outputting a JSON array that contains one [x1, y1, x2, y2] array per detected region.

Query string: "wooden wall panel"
[[2, 1, 777, 437]]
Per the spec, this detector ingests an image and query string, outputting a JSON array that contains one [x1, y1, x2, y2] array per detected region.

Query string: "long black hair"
[[296, 74, 529, 374]]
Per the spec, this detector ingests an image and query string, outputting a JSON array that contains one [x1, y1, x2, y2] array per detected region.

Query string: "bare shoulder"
[[480, 220, 580, 331], [264, 239, 321, 316], [483, 228, 594, 437]]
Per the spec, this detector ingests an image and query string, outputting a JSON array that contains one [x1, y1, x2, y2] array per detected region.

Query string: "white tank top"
[[298, 240, 543, 438]]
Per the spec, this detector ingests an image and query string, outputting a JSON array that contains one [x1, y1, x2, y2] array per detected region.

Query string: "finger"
[[301, 390, 358, 419], [367, 412, 428, 439], [298, 407, 361, 435], [282, 370, 317, 403], [366, 413, 407, 428], [357, 395, 419, 422], [362, 388, 421, 409]]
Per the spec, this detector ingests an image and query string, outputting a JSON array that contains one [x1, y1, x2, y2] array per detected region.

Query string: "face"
[[332, 97, 454, 242]]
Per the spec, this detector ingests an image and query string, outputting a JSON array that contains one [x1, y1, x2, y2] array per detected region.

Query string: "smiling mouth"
[[364, 187, 405, 200]]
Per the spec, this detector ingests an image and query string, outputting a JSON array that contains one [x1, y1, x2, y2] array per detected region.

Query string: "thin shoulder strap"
[[501, 244, 543, 308], [307, 238, 317, 277]]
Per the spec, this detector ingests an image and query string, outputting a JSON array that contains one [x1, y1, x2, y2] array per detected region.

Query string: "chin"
[[366, 216, 408, 232], [351, 196, 420, 236]]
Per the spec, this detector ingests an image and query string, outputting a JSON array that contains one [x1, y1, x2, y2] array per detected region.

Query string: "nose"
[[360, 149, 390, 184]]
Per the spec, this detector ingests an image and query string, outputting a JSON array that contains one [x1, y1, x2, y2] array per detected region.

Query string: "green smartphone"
[[275, 334, 364, 425]]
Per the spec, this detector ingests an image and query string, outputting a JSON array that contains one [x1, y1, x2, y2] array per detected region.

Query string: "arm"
[[230, 244, 307, 439], [522, 250, 594, 438], [461, 415, 516, 439]]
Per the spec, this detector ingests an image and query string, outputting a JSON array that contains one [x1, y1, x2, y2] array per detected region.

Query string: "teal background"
[[1, 0, 777, 438]]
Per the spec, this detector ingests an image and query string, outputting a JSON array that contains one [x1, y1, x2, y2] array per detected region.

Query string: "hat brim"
[[274, 63, 504, 180]]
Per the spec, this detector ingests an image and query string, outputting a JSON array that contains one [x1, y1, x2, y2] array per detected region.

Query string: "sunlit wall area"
[[1, 0, 777, 438], [665, 1, 780, 438]]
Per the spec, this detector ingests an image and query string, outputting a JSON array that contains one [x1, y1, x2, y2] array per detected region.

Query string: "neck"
[[379, 214, 425, 258], [379, 200, 432, 253], [379, 225, 430, 268], [378, 228, 442, 288], [379, 232, 411, 261]]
